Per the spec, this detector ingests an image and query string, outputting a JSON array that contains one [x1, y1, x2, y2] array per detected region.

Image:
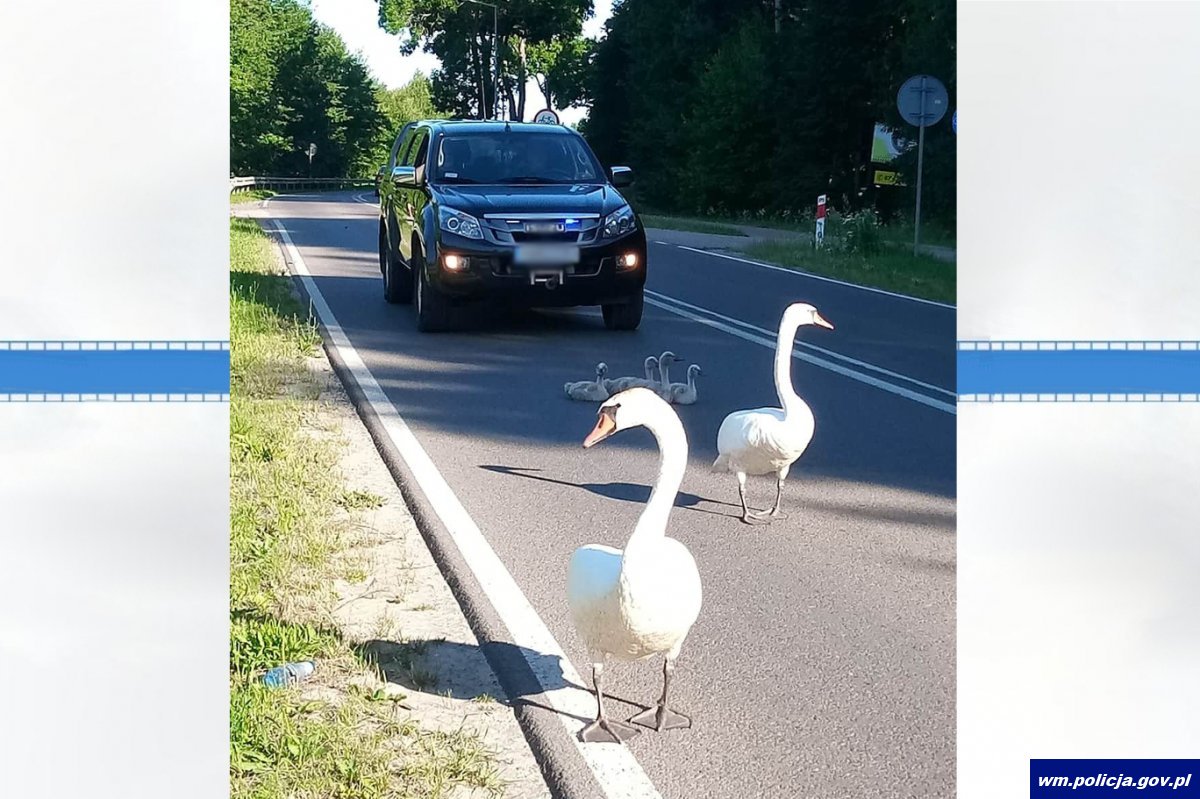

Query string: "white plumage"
[[603, 355, 659, 393], [713, 404, 813, 476], [568, 536, 701, 660], [568, 387, 702, 744], [713, 302, 833, 523], [564, 362, 610, 402], [666, 364, 702, 405], [650, 350, 681, 399]]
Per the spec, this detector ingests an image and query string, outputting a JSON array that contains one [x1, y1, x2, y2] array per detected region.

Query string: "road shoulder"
[[313, 349, 552, 799], [231, 206, 552, 799]]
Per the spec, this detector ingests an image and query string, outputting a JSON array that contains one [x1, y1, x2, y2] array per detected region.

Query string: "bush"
[[836, 209, 884, 255]]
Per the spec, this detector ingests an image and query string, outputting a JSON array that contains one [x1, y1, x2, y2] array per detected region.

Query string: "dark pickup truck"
[[377, 119, 647, 332]]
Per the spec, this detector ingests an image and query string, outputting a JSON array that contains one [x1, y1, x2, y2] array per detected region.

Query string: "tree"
[[377, 0, 592, 120], [528, 36, 593, 110], [583, 0, 955, 224], [681, 17, 775, 212], [873, 0, 957, 226], [231, 0, 307, 172], [768, 0, 908, 211], [231, 0, 387, 177], [585, 0, 763, 206], [372, 73, 441, 166]]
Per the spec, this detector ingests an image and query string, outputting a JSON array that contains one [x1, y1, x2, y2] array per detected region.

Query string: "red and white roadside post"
[[815, 194, 827, 249]]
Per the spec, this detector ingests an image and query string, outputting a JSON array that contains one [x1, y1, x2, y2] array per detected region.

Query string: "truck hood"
[[431, 183, 630, 218]]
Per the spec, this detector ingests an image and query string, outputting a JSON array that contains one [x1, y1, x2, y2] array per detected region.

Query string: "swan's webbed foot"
[[581, 662, 639, 744], [740, 510, 772, 525], [629, 704, 692, 732], [579, 717, 641, 744]]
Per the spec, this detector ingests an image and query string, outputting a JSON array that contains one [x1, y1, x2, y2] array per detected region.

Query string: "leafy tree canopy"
[[583, 0, 956, 225], [232, 0, 440, 177]]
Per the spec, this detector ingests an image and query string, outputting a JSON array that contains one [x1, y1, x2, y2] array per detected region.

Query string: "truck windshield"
[[434, 132, 604, 185]]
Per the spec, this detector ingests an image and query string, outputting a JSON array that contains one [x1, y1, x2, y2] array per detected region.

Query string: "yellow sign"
[[873, 169, 902, 186]]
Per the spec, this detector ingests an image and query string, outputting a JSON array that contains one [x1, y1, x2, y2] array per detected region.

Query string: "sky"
[[309, 0, 613, 126]]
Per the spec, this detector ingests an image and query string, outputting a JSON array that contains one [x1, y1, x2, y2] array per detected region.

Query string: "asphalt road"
[[249, 192, 955, 799]]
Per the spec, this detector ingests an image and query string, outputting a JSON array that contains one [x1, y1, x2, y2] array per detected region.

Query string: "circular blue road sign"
[[897, 75, 949, 128]]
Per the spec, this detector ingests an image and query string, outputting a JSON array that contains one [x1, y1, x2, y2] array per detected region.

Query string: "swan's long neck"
[[774, 315, 804, 416], [625, 405, 688, 554]]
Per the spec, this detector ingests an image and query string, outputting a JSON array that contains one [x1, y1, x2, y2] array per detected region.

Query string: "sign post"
[[815, 194, 827, 249], [896, 75, 949, 255]]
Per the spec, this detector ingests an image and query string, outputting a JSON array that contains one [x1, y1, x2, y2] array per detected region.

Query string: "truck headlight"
[[439, 207, 483, 240], [601, 205, 636, 239]]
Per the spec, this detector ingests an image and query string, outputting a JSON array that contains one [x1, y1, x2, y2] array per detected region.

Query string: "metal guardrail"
[[228, 176, 373, 193]]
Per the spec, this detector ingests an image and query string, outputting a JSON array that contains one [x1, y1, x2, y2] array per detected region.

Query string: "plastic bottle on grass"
[[261, 661, 316, 688]]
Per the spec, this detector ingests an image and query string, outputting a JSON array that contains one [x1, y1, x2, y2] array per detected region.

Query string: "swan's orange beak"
[[814, 312, 834, 330], [583, 412, 617, 448]]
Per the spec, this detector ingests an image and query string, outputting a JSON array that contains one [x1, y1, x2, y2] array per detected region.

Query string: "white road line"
[[667, 243, 956, 310], [646, 290, 956, 399], [353, 192, 377, 205], [269, 219, 663, 799], [644, 293, 956, 415], [262, 193, 324, 207]]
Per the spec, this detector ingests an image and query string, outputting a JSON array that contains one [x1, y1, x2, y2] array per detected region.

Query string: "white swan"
[[652, 350, 682, 400], [712, 303, 833, 523], [568, 387, 703, 743], [565, 362, 611, 402], [666, 364, 702, 405], [603, 356, 659, 393]]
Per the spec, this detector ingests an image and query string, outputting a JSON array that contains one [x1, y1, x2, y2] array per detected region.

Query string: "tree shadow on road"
[[266, 242, 957, 501]]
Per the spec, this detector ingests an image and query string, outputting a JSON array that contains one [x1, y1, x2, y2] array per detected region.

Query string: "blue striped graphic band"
[[959, 341, 1200, 402], [0, 341, 230, 402]]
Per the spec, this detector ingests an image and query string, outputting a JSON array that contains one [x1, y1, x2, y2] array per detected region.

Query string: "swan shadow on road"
[[480, 464, 740, 517], [482, 466, 956, 529], [358, 638, 649, 723]]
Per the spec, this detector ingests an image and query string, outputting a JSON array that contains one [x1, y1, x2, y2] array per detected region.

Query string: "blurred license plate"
[[514, 244, 579, 265]]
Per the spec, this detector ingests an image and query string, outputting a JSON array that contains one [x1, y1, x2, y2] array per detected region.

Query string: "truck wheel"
[[381, 227, 412, 305], [414, 249, 453, 332], [602, 289, 644, 331]]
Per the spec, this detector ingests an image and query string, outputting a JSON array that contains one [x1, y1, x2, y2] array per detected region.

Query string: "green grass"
[[642, 207, 957, 249], [646, 208, 813, 233], [743, 240, 956, 305], [641, 213, 747, 237], [229, 217, 501, 799], [872, 218, 957, 250], [230, 189, 279, 205], [338, 489, 386, 511]]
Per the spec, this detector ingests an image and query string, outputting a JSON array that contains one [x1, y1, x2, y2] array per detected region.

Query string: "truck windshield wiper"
[[438, 176, 481, 184]]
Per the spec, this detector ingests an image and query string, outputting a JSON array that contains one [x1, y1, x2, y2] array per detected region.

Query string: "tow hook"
[[530, 271, 561, 290]]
